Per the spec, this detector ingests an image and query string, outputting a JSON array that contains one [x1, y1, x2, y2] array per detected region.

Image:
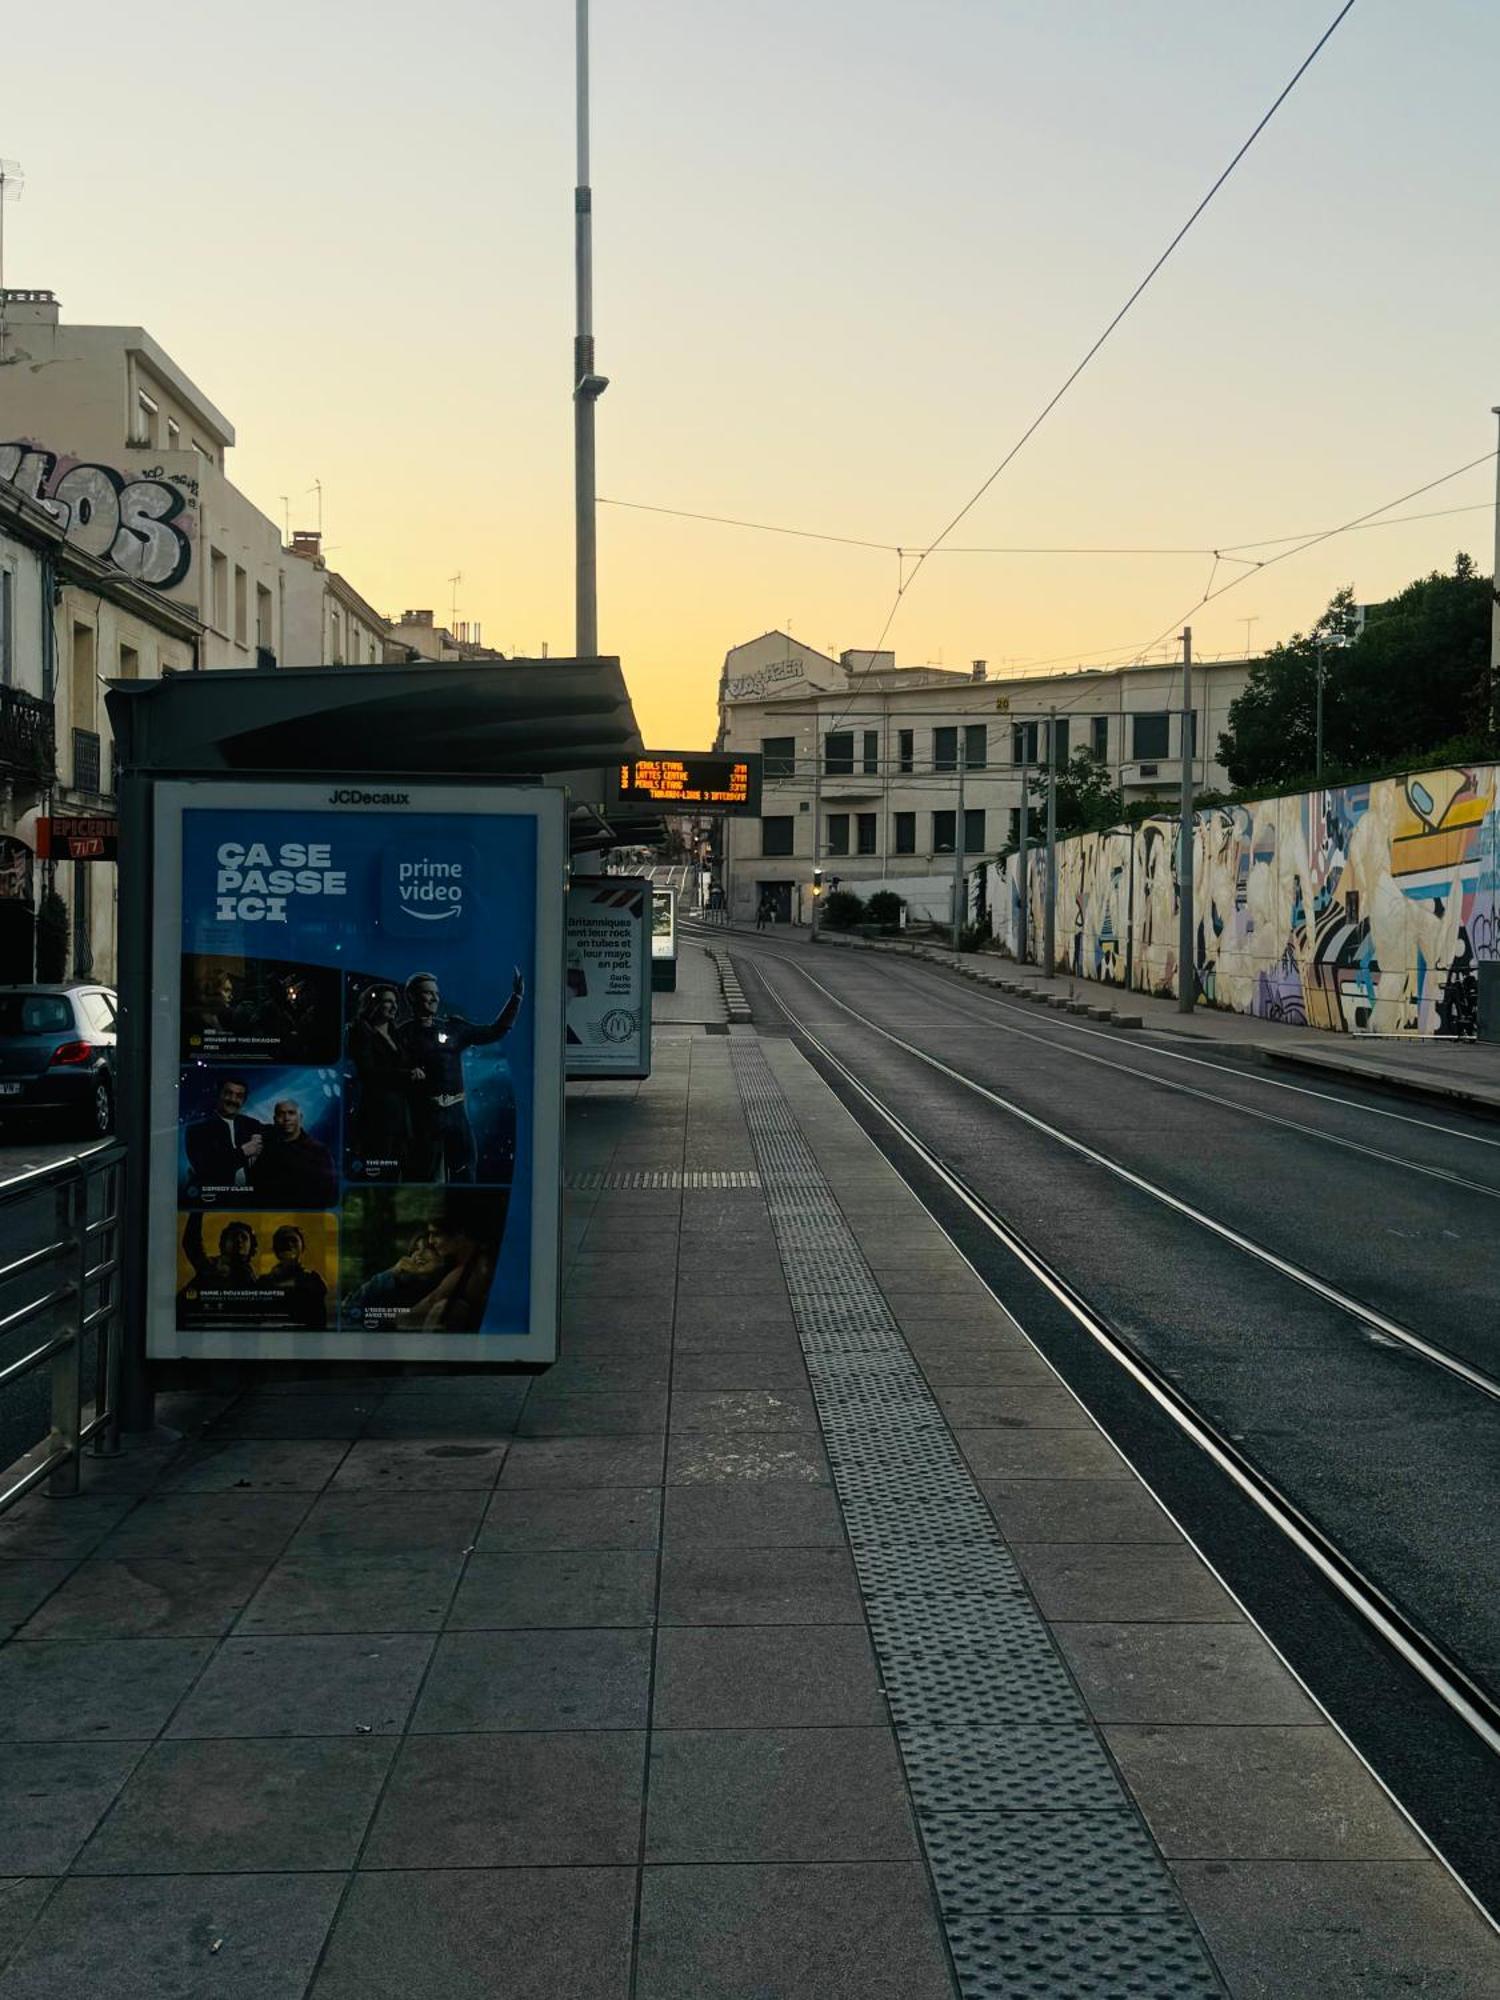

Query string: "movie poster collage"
[[175, 951, 523, 1337]]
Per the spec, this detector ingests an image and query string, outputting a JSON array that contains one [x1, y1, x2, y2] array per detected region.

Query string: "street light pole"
[[1043, 708, 1058, 976], [1314, 637, 1325, 782], [810, 727, 822, 939], [573, 0, 607, 658], [1490, 405, 1500, 733], [1177, 626, 1195, 1013], [1017, 771, 1030, 964]]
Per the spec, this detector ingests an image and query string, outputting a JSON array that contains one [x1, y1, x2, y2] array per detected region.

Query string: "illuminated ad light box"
[[651, 886, 677, 961], [616, 750, 762, 815], [148, 780, 566, 1364], [565, 876, 652, 1080]]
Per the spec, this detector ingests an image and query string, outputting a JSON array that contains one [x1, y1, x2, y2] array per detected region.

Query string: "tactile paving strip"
[[563, 1168, 761, 1190], [729, 1039, 1225, 1999]]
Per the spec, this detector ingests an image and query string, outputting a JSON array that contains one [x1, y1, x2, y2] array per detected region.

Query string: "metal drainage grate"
[[563, 1168, 761, 1190], [729, 1039, 1224, 2000]]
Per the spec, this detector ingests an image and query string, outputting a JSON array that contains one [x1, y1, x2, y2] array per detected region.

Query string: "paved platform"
[[0, 975, 1494, 1994]]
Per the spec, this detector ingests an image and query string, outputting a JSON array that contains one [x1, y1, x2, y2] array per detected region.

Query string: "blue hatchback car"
[[0, 985, 118, 1137]]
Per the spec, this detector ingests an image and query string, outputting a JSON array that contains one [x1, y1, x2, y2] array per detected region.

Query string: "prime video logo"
[[381, 835, 477, 936]]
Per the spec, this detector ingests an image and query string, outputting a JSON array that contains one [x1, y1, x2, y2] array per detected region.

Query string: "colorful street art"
[[991, 763, 1499, 1037]]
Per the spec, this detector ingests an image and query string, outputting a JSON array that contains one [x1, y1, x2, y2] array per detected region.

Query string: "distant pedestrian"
[[756, 897, 771, 931]]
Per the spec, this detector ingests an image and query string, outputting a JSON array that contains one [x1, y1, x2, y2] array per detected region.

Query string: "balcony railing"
[[0, 686, 57, 788]]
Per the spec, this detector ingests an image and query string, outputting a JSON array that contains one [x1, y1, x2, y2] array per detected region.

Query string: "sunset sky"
[[7, 1, 1497, 744]]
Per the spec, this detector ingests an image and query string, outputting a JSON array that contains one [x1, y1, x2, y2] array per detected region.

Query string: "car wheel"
[[86, 1078, 114, 1138]]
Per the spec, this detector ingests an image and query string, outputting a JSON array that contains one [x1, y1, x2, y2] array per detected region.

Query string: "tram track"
[[692, 926, 1500, 1404]]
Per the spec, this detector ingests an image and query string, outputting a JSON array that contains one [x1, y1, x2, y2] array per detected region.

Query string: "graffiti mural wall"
[[991, 763, 1499, 1037]]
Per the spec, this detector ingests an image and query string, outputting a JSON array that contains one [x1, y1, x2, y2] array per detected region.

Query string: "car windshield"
[[0, 996, 74, 1036]]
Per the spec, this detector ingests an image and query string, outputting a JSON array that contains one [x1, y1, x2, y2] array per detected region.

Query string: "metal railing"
[[0, 1143, 126, 1514]]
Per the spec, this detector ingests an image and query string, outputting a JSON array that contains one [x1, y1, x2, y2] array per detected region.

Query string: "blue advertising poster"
[[148, 781, 565, 1362]]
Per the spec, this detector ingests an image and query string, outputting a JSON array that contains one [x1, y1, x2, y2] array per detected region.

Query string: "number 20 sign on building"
[[147, 780, 566, 1365]]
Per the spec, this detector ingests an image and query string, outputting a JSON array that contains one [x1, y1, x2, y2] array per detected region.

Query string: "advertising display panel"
[[651, 886, 677, 961], [148, 780, 565, 1363], [565, 877, 651, 1079]]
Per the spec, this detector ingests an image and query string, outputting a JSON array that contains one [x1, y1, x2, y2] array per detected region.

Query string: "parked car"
[[0, 985, 117, 1138]]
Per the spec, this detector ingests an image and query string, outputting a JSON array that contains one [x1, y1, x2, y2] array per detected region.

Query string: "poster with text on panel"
[[565, 877, 652, 1079], [148, 779, 566, 1364]]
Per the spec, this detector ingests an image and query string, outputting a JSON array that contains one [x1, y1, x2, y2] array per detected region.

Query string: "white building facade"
[[716, 631, 1253, 926], [282, 533, 389, 668]]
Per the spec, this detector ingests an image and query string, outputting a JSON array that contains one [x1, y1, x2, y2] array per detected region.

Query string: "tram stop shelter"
[[105, 657, 648, 1434]]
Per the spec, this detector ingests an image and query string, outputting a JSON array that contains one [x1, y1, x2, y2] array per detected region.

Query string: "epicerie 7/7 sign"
[[146, 779, 566, 1365], [616, 751, 762, 815]]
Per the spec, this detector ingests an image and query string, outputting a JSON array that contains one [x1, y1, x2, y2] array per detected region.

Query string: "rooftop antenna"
[[306, 479, 323, 535], [448, 572, 463, 630], [0, 159, 25, 364], [1239, 613, 1260, 658]]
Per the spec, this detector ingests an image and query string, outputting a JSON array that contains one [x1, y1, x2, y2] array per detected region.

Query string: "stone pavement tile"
[[308, 1866, 635, 2000], [637, 1862, 954, 2000], [956, 1427, 1130, 1481], [1105, 1725, 1427, 1860], [669, 1350, 810, 1392], [165, 1633, 434, 1737], [980, 1476, 1180, 1544], [646, 1728, 918, 1863], [156, 1441, 349, 1494], [670, 1388, 816, 1431], [0, 1742, 146, 1872], [499, 1437, 666, 1487], [932, 1384, 1093, 1429], [1170, 1858, 1500, 1999], [666, 1434, 830, 1485], [238, 1551, 464, 1634], [654, 1626, 886, 1729], [1011, 1544, 1242, 1622], [1059, 1622, 1322, 1726], [379, 1375, 531, 1405], [18, 1558, 271, 1640], [515, 1391, 670, 1437], [206, 1397, 380, 1441], [75, 1735, 393, 1873], [559, 1326, 673, 1359], [77, 1445, 178, 1494], [0, 1496, 133, 1561], [253, 1370, 400, 1395], [659, 1546, 863, 1625], [0, 1873, 344, 2000], [524, 1358, 669, 1394], [363, 1730, 646, 1867], [449, 1551, 656, 1629], [911, 1342, 1058, 1387], [479, 1486, 661, 1552], [360, 1402, 521, 1443], [329, 1441, 507, 1491], [0, 1638, 212, 1742], [0, 1561, 74, 1636], [0, 1880, 52, 1965], [413, 1627, 653, 1731], [92, 1493, 311, 1564], [673, 1313, 800, 1353], [290, 1492, 487, 1557], [663, 1483, 846, 1549]]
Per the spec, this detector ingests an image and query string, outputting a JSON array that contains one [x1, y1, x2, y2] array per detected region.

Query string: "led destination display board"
[[616, 751, 762, 815]]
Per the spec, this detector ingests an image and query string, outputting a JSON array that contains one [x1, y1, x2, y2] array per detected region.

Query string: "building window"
[[256, 584, 274, 649], [134, 390, 159, 448], [826, 813, 850, 856], [1012, 720, 1039, 764], [862, 729, 879, 775], [1051, 717, 1070, 767], [893, 811, 916, 854], [897, 728, 914, 774], [0, 569, 11, 684], [166, 417, 180, 449], [964, 723, 987, 771], [1133, 712, 1170, 761], [72, 728, 102, 795], [71, 621, 96, 735], [933, 725, 957, 772], [823, 730, 854, 775], [856, 813, 877, 856], [1091, 715, 1109, 760], [234, 566, 249, 647], [761, 815, 795, 857], [118, 643, 140, 680], [210, 548, 229, 632], [964, 807, 985, 853], [762, 734, 795, 778], [932, 810, 956, 853]]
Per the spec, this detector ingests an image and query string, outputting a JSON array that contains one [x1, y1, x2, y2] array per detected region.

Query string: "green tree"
[[1026, 748, 1123, 837], [1216, 587, 1358, 789]]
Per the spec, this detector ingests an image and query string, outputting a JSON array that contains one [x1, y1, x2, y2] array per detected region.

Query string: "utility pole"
[[1177, 627, 1195, 1013], [809, 724, 822, 939], [1490, 406, 1500, 733], [1017, 767, 1030, 964], [951, 737, 967, 953], [574, 0, 608, 657], [1043, 708, 1058, 976], [1314, 637, 1325, 782]]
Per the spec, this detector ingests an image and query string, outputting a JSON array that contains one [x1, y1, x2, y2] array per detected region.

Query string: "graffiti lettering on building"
[[0, 442, 194, 590], [725, 660, 804, 700]]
